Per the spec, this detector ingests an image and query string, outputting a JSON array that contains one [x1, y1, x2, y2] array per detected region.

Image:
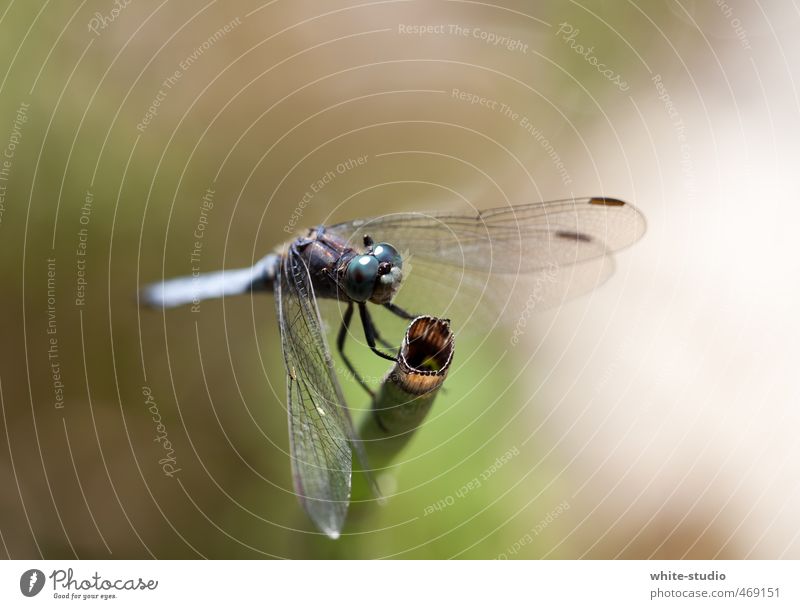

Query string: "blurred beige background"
[[0, 0, 797, 558]]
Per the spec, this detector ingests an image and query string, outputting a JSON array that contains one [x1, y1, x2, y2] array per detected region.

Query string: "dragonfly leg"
[[383, 301, 416, 320], [336, 303, 375, 397], [369, 318, 395, 350], [359, 303, 397, 362]]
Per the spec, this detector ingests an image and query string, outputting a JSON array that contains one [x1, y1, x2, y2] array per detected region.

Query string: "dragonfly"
[[141, 196, 646, 538]]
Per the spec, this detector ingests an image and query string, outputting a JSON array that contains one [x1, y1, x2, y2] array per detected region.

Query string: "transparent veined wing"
[[275, 246, 377, 538], [325, 197, 645, 325]]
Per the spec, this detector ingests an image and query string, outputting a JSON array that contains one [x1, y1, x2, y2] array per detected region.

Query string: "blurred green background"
[[2, 1, 799, 559]]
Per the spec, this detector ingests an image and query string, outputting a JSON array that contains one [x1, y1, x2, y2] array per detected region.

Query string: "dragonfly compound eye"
[[345, 254, 379, 302], [372, 242, 402, 269]]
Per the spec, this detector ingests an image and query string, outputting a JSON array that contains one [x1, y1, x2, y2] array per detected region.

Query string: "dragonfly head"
[[343, 241, 403, 304]]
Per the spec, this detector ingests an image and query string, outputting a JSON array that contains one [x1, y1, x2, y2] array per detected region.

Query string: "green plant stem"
[[359, 315, 454, 471]]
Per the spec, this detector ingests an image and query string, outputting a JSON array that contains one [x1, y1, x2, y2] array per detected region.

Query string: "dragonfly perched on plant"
[[141, 196, 645, 538]]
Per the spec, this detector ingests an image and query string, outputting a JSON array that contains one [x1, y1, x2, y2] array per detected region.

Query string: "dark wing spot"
[[556, 230, 592, 243], [589, 196, 627, 207]]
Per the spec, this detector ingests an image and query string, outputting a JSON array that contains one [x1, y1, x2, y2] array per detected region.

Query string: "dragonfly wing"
[[391, 249, 617, 327], [326, 197, 644, 319], [275, 247, 376, 538], [327, 197, 644, 273]]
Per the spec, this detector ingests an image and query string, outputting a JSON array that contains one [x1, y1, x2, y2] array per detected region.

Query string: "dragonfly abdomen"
[[141, 252, 280, 308]]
